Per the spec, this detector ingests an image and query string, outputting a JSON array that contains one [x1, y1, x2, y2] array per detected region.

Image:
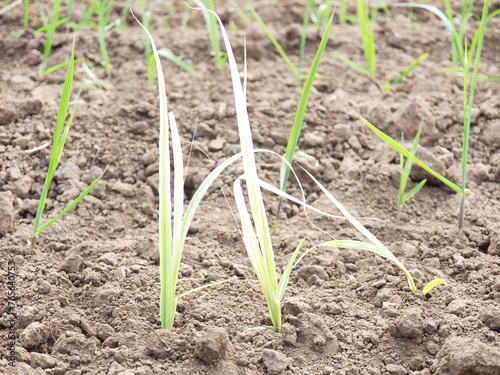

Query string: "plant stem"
[[459, 194, 465, 229], [272, 198, 283, 236]]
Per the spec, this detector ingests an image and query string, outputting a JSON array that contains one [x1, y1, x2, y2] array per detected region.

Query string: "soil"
[[1, 0, 500, 374]]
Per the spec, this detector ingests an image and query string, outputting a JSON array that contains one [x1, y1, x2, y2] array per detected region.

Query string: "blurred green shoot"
[[273, 12, 334, 235], [33, 0, 48, 24], [396, 123, 427, 223], [69, 2, 97, 33], [35, 0, 67, 76], [459, 0, 489, 228], [181, 0, 192, 29], [338, 0, 356, 24], [246, 1, 300, 80], [158, 49, 202, 80], [332, 0, 427, 90], [138, 0, 155, 89], [31, 37, 107, 249], [65, 0, 75, 31], [229, 0, 250, 24], [300, 2, 312, 74], [339, 0, 347, 23], [93, 0, 114, 77], [397, 1, 500, 79], [82, 59, 105, 91], [118, 0, 134, 33], [192, 0, 227, 69], [358, 0, 375, 77], [23, 0, 29, 28], [299, 0, 334, 73]]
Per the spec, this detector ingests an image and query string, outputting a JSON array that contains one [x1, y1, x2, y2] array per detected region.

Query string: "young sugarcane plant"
[[34, 0, 71, 76], [362, 0, 490, 228], [396, 123, 427, 223], [31, 37, 107, 249], [93, 0, 114, 77], [331, 0, 428, 90], [298, 0, 334, 74], [192, 0, 227, 69], [199, 6, 446, 331], [246, 1, 301, 80], [273, 11, 334, 235], [134, 11, 243, 329], [397, 1, 500, 79]]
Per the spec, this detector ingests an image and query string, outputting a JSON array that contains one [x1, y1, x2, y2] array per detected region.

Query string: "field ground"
[[1, 0, 500, 374]]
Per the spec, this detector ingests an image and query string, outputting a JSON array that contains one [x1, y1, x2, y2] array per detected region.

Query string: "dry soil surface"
[[1, 0, 500, 374]]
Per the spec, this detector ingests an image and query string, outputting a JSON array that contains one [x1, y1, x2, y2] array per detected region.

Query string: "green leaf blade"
[[422, 278, 447, 295], [247, 3, 299, 79], [390, 52, 428, 88], [361, 117, 463, 195], [331, 51, 371, 76], [357, 0, 376, 77], [157, 49, 202, 79], [402, 179, 427, 205], [36, 167, 107, 234], [276, 12, 334, 231]]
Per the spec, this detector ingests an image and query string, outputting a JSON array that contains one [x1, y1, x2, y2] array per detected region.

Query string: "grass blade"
[[361, 117, 463, 195], [228, 0, 250, 24], [36, 167, 108, 234], [133, 9, 173, 328], [233, 177, 279, 327], [33, 0, 48, 26], [94, 0, 114, 77], [310, 240, 415, 290], [459, 0, 489, 228], [32, 36, 76, 240], [39, 0, 63, 76], [41, 59, 81, 77], [422, 278, 447, 295], [357, 0, 376, 77], [170, 110, 185, 274], [331, 51, 382, 91], [275, 12, 334, 234], [34, 17, 69, 34], [158, 49, 202, 79], [300, 168, 417, 290], [23, 0, 29, 29], [181, 0, 192, 29], [276, 238, 306, 302], [192, 0, 225, 69], [398, 122, 424, 215], [390, 52, 428, 88], [396, 3, 464, 68], [299, 1, 312, 74], [247, 2, 300, 79], [330, 51, 371, 76], [177, 278, 237, 299], [401, 179, 427, 205]]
